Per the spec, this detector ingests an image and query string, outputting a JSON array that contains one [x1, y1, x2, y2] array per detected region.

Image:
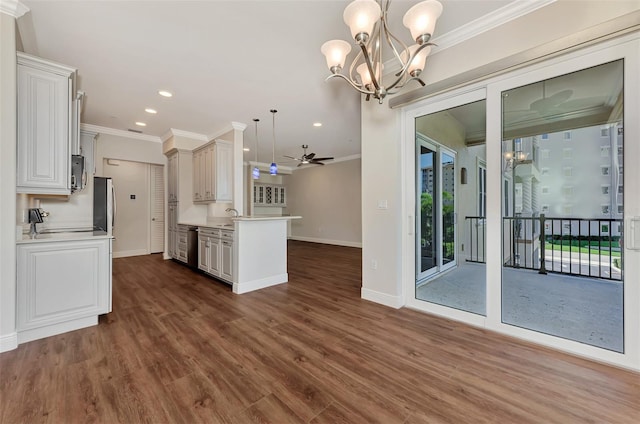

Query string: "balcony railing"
[[465, 215, 622, 281]]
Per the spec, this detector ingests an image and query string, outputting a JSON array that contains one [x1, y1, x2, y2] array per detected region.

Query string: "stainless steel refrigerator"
[[93, 177, 115, 235]]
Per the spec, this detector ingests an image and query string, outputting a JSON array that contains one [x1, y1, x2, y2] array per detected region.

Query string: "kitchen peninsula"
[[186, 216, 301, 294]]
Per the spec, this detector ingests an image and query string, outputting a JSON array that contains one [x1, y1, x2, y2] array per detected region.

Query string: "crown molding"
[[80, 123, 162, 143], [383, 0, 556, 74], [167, 128, 208, 142], [431, 0, 556, 55], [208, 124, 235, 142], [0, 0, 29, 18], [231, 121, 247, 131]]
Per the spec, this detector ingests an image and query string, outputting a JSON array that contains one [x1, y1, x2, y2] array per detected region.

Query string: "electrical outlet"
[[371, 259, 378, 270]]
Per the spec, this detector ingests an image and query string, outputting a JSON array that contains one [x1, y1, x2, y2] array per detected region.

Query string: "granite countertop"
[[17, 230, 112, 244]]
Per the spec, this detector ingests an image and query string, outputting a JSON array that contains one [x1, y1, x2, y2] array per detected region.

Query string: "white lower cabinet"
[[198, 227, 234, 284], [17, 237, 112, 343]]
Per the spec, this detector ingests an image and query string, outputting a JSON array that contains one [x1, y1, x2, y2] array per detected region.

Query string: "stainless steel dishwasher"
[[187, 227, 199, 269]]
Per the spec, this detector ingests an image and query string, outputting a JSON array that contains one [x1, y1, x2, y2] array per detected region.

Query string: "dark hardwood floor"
[[1, 240, 639, 423]]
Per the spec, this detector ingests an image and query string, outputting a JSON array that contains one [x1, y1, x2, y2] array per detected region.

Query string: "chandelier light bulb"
[[343, 0, 381, 43], [401, 44, 432, 77], [403, 0, 443, 44], [357, 62, 383, 87], [321, 40, 352, 72]]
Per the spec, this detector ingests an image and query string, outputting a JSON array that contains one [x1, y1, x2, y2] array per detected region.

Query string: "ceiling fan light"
[[321, 40, 352, 72], [343, 0, 381, 43], [400, 44, 432, 77], [403, 0, 443, 44]]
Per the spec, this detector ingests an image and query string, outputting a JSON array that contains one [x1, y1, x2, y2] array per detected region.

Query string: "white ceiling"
[[17, 0, 516, 164]]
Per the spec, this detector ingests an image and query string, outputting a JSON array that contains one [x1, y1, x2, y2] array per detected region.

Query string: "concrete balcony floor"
[[416, 262, 623, 352]]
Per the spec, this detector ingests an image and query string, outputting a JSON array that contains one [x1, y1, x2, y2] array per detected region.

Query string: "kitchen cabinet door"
[[198, 236, 209, 272], [17, 238, 111, 338], [208, 238, 221, 277], [214, 141, 233, 202], [17, 53, 75, 194], [193, 150, 202, 202], [220, 240, 233, 282]]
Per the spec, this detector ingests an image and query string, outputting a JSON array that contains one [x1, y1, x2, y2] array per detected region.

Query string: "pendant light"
[[252, 118, 260, 179], [270, 109, 278, 175]]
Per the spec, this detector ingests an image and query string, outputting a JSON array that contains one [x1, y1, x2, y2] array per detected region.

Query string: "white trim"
[[289, 236, 362, 248], [80, 123, 162, 143], [17, 316, 97, 345], [431, 0, 556, 55], [168, 128, 208, 142], [233, 273, 288, 294], [0, 0, 29, 18], [231, 121, 247, 131], [361, 288, 404, 309], [112, 249, 148, 258], [0, 332, 18, 352], [207, 124, 236, 142]]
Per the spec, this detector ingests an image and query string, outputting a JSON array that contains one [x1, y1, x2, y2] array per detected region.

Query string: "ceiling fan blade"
[[310, 161, 325, 165], [283, 155, 299, 160], [306, 152, 316, 160], [297, 162, 303, 167], [311, 157, 333, 161]]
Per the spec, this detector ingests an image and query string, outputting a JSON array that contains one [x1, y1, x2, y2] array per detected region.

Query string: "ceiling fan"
[[284, 145, 334, 167]]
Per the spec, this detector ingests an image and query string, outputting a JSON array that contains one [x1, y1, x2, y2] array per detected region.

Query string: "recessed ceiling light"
[[313, 122, 322, 127], [145, 108, 157, 114], [135, 122, 146, 127], [158, 90, 172, 97], [243, 147, 250, 152]]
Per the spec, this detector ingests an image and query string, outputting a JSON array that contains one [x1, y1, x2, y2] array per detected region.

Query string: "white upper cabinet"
[[192, 140, 233, 203], [17, 53, 77, 195]]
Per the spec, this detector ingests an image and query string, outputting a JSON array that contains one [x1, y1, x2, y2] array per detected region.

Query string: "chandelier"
[[321, 0, 443, 103]]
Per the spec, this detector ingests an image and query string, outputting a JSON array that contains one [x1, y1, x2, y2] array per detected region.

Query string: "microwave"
[[71, 155, 86, 193]]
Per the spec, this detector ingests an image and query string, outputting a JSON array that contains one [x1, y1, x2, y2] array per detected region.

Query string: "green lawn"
[[545, 242, 621, 258]]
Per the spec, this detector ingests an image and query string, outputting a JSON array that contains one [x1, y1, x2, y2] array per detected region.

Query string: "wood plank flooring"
[[1, 240, 639, 423]]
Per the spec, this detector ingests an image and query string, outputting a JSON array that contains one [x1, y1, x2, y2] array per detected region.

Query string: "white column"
[[231, 122, 247, 216]]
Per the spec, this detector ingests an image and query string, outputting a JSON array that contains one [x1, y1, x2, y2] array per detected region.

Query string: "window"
[[541, 167, 550, 176], [563, 167, 573, 177], [541, 133, 549, 140], [563, 131, 572, 140], [601, 205, 610, 214], [619, 166, 623, 175], [618, 205, 624, 214], [618, 185, 624, 194], [601, 127, 610, 137], [600, 146, 610, 157], [562, 205, 572, 215], [602, 185, 610, 195], [618, 146, 624, 155], [541, 205, 549, 213], [563, 148, 573, 159], [541, 149, 550, 159], [504, 179, 510, 217], [541, 186, 549, 195], [478, 164, 487, 217], [602, 166, 610, 176], [562, 186, 573, 197]]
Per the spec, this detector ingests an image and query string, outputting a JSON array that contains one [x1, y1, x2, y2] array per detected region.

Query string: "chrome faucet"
[[225, 208, 239, 217]]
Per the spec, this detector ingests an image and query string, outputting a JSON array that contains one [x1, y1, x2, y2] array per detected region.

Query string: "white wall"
[[103, 159, 151, 257], [0, 12, 18, 351], [96, 133, 165, 173], [286, 159, 362, 247], [361, 2, 640, 307]]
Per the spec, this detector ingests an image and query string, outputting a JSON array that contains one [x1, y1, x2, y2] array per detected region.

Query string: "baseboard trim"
[[233, 273, 288, 294], [17, 316, 98, 345], [361, 288, 404, 309], [0, 332, 18, 352], [289, 236, 362, 248], [113, 249, 148, 258]]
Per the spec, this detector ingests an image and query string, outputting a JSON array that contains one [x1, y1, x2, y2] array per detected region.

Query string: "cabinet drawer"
[[220, 230, 234, 241], [177, 232, 188, 244], [199, 227, 220, 238]]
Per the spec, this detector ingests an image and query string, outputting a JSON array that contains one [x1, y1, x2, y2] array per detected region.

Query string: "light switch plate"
[[377, 200, 388, 209]]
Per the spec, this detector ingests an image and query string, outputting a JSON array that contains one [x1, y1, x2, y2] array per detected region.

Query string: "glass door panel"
[[419, 144, 437, 278], [415, 99, 486, 316], [501, 60, 624, 352], [441, 151, 456, 268]]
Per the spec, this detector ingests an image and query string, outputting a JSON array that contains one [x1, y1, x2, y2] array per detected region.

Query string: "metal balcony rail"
[[465, 215, 622, 281]]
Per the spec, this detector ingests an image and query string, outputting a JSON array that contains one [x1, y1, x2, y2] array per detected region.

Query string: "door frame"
[[401, 32, 640, 370]]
